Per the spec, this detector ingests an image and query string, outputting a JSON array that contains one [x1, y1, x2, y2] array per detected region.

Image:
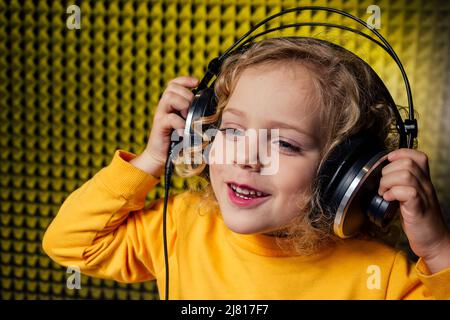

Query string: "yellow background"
[[0, 0, 449, 299]]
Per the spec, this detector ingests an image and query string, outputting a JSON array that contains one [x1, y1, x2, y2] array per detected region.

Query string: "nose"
[[233, 133, 262, 172], [234, 158, 262, 172]]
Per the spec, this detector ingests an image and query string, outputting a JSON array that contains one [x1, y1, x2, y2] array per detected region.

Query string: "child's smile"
[[208, 61, 323, 235], [226, 181, 272, 208]]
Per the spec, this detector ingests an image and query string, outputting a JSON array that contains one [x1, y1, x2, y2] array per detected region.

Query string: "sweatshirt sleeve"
[[386, 251, 450, 299], [42, 149, 177, 283]]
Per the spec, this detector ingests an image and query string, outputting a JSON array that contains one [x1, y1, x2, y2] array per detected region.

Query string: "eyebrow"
[[222, 108, 245, 117], [222, 107, 316, 139]]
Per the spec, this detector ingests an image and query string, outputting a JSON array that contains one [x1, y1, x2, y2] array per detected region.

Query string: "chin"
[[221, 214, 268, 234], [222, 217, 253, 234]]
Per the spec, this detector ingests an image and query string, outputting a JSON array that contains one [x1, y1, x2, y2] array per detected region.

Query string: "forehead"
[[223, 63, 320, 130]]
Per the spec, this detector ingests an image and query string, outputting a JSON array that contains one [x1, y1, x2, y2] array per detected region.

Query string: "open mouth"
[[226, 183, 271, 207], [227, 183, 270, 199]]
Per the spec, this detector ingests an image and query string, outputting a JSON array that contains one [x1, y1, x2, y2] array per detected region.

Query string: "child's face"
[[208, 62, 322, 235]]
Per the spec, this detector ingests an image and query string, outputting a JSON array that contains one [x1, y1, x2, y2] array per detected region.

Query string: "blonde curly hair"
[[172, 37, 402, 255]]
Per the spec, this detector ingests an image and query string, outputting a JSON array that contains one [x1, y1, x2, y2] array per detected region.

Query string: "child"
[[43, 37, 450, 299]]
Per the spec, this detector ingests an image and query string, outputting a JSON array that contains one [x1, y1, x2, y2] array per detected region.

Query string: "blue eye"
[[274, 140, 302, 153]]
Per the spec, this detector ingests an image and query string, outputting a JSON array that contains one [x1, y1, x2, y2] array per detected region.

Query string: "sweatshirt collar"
[[218, 215, 332, 259]]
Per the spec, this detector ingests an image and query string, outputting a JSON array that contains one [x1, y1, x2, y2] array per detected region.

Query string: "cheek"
[[208, 134, 229, 165], [207, 140, 222, 187], [208, 134, 245, 166], [209, 163, 220, 185], [273, 159, 317, 196], [208, 163, 226, 192]]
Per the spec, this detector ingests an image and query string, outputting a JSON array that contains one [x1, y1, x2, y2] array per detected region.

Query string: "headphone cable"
[[162, 140, 177, 300]]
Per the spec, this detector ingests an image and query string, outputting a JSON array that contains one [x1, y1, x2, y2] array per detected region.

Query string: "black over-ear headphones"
[[160, 6, 418, 300]]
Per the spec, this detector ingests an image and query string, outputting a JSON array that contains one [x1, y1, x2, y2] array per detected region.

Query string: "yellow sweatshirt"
[[42, 150, 450, 300]]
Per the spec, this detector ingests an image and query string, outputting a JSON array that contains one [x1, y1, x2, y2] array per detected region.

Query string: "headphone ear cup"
[[184, 87, 218, 148], [317, 133, 399, 238], [332, 151, 400, 238]]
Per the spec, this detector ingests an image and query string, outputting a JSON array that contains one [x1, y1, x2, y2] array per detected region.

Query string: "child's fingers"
[[381, 157, 428, 185], [379, 170, 428, 208], [157, 113, 186, 135], [379, 169, 426, 195], [165, 83, 196, 119], [387, 148, 430, 177], [383, 186, 427, 219], [383, 185, 420, 202], [166, 82, 195, 102], [167, 76, 199, 88], [158, 91, 192, 116]]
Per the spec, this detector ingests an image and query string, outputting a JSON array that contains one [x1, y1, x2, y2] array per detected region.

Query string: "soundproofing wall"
[[1, 0, 449, 299]]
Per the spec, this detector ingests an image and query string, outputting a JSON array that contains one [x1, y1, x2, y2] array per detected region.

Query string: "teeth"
[[236, 187, 249, 195], [236, 193, 251, 200], [230, 184, 266, 198]]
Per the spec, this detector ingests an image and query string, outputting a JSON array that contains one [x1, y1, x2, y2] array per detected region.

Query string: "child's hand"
[[379, 148, 450, 273], [130, 76, 199, 177]]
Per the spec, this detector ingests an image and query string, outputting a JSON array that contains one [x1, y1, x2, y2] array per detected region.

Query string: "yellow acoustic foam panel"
[[0, 0, 449, 299]]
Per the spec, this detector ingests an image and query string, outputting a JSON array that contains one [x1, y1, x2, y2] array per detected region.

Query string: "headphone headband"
[[196, 6, 418, 148]]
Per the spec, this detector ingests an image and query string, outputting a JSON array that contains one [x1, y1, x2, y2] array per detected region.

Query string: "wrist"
[[422, 235, 450, 274], [129, 151, 165, 177]]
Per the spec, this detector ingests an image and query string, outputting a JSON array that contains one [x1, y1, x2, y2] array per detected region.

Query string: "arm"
[[379, 148, 450, 299], [379, 148, 450, 274], [42, 150, 176, 283], [386, 251, 450, 299], [43, 76, 198, 283]]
